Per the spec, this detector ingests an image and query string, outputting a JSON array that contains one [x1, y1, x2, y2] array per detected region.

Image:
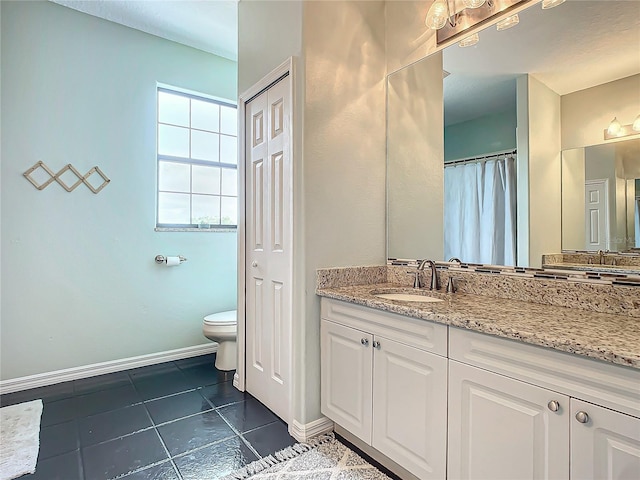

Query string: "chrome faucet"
[[597, 249, 609, 265], [448, 257, 462, 264], [418, 259, 440, 290]]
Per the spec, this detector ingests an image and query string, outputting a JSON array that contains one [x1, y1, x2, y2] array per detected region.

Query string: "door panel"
[[245, 76, 291, 422], [372, 337, 447, 480], [571, 399, 640, 480], [321, 320, 373, 444], [448, 361, 569, 480]]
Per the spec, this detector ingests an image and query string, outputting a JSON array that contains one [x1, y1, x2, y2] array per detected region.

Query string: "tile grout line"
[[213, 405, 263, 459], [139, 396, 184, 480]]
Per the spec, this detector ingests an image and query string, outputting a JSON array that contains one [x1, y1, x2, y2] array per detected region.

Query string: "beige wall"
[[526, 76, 562, 267], [561, 149, 586, 250], [239, 0, 386, 425], [561, 74, 640, 150], [387, 52, 444, 260], [303, 0, 387, 422], [516, 75, 531, 265], [385, 1, 437, 74]]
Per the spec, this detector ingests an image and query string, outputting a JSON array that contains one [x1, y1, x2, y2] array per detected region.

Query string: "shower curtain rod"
[[445, 149, 517, 167]]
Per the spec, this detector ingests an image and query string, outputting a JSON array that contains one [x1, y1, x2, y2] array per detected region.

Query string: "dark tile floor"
[[0, 354, 297, 480]]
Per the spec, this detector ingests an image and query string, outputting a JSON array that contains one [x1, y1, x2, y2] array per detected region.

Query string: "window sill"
[[155, 227, 237, 233]]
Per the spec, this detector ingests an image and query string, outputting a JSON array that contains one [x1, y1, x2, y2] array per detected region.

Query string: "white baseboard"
[[0, 343, 217, 395], [290, 416, 334, 442], [233, 372, 242, 391]]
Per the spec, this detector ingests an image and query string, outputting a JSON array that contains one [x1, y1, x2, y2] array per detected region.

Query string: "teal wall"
[[1, 1, 238, 380], [444, 109, 517, 162]]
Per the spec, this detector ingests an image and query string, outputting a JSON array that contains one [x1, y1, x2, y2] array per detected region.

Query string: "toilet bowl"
[[202, 310, 237, 371]]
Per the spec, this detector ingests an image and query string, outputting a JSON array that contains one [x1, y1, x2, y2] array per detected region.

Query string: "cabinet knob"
[[575, 411, 589, 424], [373, 340, 381, 349], [252, 261, 258, 268], [361, 338, 369, 346], [547, 400, 560, 412]]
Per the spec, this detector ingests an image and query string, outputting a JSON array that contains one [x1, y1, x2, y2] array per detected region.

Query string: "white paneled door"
[[585, 179, 609, 251], [245, 76, 291, 422]]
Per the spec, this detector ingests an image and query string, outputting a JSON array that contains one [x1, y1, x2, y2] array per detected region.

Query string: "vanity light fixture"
[[459, 33, 480, 47], [429, 0, 528, 46], [463, 0, 487, 8], [425, 0, 452, 29], [541, 0, 566, 9], [604, 116, 640, 140], [496, 13, 519, 31], [607, 117, 622, 136]]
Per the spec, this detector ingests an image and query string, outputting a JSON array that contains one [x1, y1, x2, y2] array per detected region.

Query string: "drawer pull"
[[575, 411, 589, 424], [373, 340, 381, 350], [547, 400, 560, 412], [361, 338, 369, 346]]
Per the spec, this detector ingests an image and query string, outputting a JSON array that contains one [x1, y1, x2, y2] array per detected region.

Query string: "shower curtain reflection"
[[444, 155, 517, 265]]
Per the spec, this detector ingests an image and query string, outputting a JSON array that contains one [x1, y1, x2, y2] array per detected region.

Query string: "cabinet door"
[[571, 398, 640, 480], [372, 337, 447, 480], [448, 361, 569, 480], [320, 320, 373, 443]]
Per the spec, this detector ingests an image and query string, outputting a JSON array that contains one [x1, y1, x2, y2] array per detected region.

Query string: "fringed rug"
[[0, 399, 43, 480], [222, 433, 392, 480]]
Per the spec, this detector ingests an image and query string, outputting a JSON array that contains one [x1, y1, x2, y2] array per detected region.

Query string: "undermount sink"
[[374, 293, 444, 303]]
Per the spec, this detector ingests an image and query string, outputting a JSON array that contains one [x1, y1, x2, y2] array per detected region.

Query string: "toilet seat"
[[203, 310, 236, 326]]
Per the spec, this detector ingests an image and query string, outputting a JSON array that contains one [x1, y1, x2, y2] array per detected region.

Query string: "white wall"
[[561, 74, 640, 150], [1, 1, 238, 380]]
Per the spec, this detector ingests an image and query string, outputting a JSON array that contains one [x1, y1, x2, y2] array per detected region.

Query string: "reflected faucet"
[[448, 257, 462, 264], [418, 259, 440, 290], [597, 249, 609, 265]]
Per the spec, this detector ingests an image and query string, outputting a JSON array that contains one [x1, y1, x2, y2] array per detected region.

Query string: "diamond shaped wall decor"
[[23, 161, 110, 194]]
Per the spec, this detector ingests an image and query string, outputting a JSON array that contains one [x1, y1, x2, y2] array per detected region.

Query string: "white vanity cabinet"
[[570, 399, 640, 480], [320, 298, 448, 480], [448, 360, 570, 480], [319, 297, 640, 480], [449, 327, 640, 480]]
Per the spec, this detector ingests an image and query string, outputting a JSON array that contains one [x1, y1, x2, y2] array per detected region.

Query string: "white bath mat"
[[0, 399, 43, 480]]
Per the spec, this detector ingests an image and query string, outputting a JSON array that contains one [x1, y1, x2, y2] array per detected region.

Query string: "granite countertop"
[[543, 263, 640, 275], [316, 283, 640, 370]]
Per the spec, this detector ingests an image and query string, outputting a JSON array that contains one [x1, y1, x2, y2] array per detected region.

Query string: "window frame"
[[155, 86, 238, 230]]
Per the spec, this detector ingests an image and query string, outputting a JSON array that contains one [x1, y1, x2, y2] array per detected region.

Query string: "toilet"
[[202, 310, 237, 371]]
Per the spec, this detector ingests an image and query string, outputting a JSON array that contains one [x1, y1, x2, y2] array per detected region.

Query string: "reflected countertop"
[[316, 283, 640, 370], [543, 262, 640, 275]]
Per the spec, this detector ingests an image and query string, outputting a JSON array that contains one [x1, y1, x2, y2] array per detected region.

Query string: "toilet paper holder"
[[155, 255, 187, 265]]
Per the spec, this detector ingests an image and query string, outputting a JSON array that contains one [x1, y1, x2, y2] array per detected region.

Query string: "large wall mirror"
[[387, 0, 640, 269]]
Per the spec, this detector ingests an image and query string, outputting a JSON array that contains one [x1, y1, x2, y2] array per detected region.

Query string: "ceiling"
[[51, 0, 238, 61], [442, 0, 640, 126], [49, 0, 639, 126]]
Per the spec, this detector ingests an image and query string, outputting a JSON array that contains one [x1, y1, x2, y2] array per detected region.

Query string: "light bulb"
[[542, 0, 566, 9], [496, 14, 519, 31], [459, 33, 479, 47], [425, 0, 449, 30], [633, 115, 640, 132], [463, 0, 486, 8], [607, 117, 622, 136]]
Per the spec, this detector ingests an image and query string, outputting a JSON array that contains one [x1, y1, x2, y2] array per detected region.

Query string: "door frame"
[[236, 58, 294, 408]]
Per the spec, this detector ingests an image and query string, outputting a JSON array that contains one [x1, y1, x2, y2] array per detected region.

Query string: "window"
[[156, 87, 238, 228]]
